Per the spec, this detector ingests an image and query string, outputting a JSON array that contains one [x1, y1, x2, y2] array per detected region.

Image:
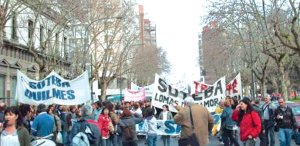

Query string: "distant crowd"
[[0, 94, 298, 146]]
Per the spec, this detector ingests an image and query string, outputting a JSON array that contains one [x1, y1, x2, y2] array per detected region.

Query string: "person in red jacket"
[[232, 97, 262, 146], [98, 107, 113, 146]]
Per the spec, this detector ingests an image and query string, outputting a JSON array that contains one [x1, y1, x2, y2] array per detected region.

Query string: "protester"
[[274, 97, 297, 146], [59, 105, 72, 146], [117, 108, 143, 146], [132, 102, 143, 116], [232, 97, 261, 146], [143, 106, 158, 146], [69, 105, 100, 146], [174, 96, 214, 146], [158, 104, 173, 146], [221, 97, 239, 146], [19, 104, 32, 133], [31, 104, 55, 139], [0, 106, 31, 146], [106, 102, 121, 146], [47, 104, 62, 144], [98, 107, 113, 146], [261, 95, 276, 146], [92, 101, 103, 121], [252, 99, 265, 146]]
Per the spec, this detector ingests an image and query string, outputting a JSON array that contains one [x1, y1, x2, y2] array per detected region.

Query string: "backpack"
[[71, 121, 96, 146], [120, 123, 135, 141]]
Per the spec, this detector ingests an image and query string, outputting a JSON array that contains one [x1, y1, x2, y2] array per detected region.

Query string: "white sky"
[[138, 0, 208, 83]]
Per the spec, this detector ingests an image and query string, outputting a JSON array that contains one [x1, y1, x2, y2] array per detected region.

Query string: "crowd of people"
[[0, 94, 298, 146], [216, 95, 298, 146]]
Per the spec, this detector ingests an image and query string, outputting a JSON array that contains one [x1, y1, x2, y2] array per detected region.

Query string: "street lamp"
[[83, 16, 122, 103]]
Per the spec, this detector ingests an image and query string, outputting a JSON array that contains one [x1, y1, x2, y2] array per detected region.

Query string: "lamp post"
[[83, 16, 122, 102]]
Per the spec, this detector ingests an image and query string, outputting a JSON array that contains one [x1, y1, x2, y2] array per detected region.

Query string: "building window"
[[10, 77, 17, 98], [40, 25, 44, 48], [0, 75, 5, 98], [12, 13, 18, 40], [28, 20, 33, 39]]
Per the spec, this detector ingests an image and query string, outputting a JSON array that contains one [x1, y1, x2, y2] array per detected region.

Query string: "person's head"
[[125, 102, 131, 108], [120, 109, 132, 118], [69, 105, 77, 113], [264, 95, 271, 103], [47, 104, 55, 114], [184, 97, 194, 106], [37, 104, 47, 114], [139, 102, 145, 108], [278, 97, 285, 108], [224, 99, 231, 107], [4, 106, 22, 128], [254, 99, 260, 105], [239, 97, 253, 112], [101, 107, 109, 115], [162, 104, 169, 112], [144, 107, 154, 118], [105, 102, 115, 113], [81, 105, 93, 119], [19, 104, 31, 118]]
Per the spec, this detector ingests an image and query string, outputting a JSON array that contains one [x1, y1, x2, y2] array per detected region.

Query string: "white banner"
[[151, 74, 189, 112], [226, 73, 242, 99], [136, 120, 181, 135], [151, 74, 226, 113], [130, 82, 154, 97], [15, 70, 91, 105], [194, 77, 226, 112], [124, 88, 145, 102]]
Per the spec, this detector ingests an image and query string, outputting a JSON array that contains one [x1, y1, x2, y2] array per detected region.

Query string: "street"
[[136, 132, 299, 146]]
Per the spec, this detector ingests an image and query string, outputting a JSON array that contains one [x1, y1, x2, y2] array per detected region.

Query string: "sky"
[[138, 0, 208, 83]]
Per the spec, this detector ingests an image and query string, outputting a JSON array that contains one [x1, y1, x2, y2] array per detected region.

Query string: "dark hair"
[[162, 104, 169, 111], [19, 104, 31, 118], [4, 106, 22, 127], [144, 107, 154, 117], [101, 107, 109, 115], [237, 98, 254, 124], [105, 102, 114, 113]]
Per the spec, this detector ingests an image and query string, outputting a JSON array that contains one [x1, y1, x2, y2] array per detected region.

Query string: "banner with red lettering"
[[124, 88, 146, 102], [226, 73, 242, 99], [193, 81, 212, 94]]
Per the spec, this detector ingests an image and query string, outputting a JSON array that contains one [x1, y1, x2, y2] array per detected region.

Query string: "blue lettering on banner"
[[28, 75, 70, 89], [164, 120, 181, 134], [24, 88, 75, 101]]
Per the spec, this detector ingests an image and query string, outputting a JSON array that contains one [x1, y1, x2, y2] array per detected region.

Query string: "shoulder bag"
[[178, 106, 200, 146]]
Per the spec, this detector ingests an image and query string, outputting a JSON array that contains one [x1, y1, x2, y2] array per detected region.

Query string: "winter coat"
[[232, 109, 262, 141], [174, 104, 214, 146], [158, 111, 173, 120], [274, 106, 297, 129], [117, 114, 143, 142], [98, 114, 112, 138]]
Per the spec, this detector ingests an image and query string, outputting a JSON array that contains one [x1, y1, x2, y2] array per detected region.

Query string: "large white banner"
[[124, 88, 145, 102], [15, 70, 91, 105], [130, 82, 154, 97], [226, 73, 242, 99], [151, 74, 226, 112], [136, 120, 181, 136]]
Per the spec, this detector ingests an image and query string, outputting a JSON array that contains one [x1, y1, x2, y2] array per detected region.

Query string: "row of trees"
[[204, 0, 300, 100], [0, 0, 170, 101]]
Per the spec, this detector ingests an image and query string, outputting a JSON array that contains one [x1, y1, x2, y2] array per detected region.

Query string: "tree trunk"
[[0, 25, 4, 47], [261, 79, 266, 99], [100, 81, 108, 102], [279, 64, 288, 100]]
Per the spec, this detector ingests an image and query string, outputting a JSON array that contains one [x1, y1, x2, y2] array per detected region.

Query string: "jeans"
[[278, 128, 293, 146], [243, 139, 256, 146], [61, 131, 69, 146], [222, 128, 239, 146], [110, 134, 121, 146], [101, 138, 112, 146], [147, 135, 157, 146], [161, 135, 171, 146], [264, 125, 275, 146]]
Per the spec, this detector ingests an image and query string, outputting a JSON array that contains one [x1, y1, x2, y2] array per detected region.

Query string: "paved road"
[[136, 133, 299, 146]]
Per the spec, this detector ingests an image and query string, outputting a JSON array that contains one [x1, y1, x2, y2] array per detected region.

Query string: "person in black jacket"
[[274, 98, 297, 146]]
